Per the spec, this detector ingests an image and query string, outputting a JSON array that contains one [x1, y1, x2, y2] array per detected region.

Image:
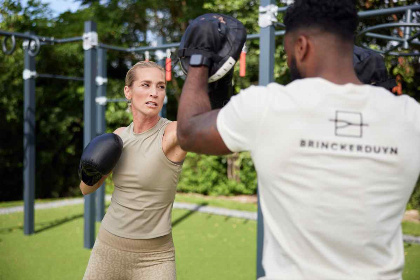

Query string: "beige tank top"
[[101, 118, 183, 239]]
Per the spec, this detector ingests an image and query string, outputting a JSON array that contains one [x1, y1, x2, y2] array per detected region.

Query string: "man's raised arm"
[[176, 13, 247, 155], [177, 66, 231, 155]]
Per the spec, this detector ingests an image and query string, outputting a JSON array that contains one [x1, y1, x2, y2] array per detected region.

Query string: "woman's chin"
[[133, 107, 162, 118]]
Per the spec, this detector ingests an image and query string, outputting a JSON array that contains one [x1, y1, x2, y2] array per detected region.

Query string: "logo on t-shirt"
[[329, 111, 368, 138]]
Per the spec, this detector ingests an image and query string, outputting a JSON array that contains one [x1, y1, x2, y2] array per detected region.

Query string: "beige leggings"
[[83, 227, 176, 280]]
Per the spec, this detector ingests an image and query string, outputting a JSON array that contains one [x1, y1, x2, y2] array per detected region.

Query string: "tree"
[[0, 0, 418, 203]]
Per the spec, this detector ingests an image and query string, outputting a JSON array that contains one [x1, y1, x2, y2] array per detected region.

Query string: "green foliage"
[[408, 178, 420, 211], [177, 152, 257, 196], [0, 0, 419, 201]]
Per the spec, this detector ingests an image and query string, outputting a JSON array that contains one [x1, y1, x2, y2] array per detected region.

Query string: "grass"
[[1, 201, 420, 280], [174, 193, 257, 212], [402, 221, 420, 237], [3, 194, 420, 237], [0, 204, 256, 280], [0, 192, 258, 212], [0, 198, 66, 208]]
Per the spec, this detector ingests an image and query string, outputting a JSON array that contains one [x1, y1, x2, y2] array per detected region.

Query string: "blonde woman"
[[80, 61, 186, 280]]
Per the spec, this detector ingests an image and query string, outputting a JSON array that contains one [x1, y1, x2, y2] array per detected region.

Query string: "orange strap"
[[166, 58, 172, 81], [166, 49, 172, 81], [239, 45, 247, 77]]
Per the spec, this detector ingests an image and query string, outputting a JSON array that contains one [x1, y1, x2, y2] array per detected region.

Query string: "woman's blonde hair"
[[125, 61, 165, 87]]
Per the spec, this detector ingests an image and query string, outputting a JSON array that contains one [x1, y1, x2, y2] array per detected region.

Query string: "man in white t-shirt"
[[177, 0, 420, 279]]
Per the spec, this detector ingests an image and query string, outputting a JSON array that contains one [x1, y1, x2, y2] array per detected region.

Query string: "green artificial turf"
[[0, 204, 256, 280], [0, 202, 419, 280], [0, 198, 66, 208], [174, 193, 257, 212], [0, 192, 258, 212], [402, 221, 420, 237]]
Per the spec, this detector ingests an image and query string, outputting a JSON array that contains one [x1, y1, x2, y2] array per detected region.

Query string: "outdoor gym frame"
[[0, 2, 419, 279]]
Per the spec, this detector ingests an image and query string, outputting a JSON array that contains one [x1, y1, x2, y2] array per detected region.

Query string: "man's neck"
[[310, 55, 362, 85]]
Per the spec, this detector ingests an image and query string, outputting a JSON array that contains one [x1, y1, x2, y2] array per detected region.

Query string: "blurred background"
[[0, 0, 418, 206]]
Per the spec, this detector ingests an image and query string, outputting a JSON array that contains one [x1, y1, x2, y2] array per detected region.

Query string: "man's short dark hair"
[[284, 0, 358, 42]]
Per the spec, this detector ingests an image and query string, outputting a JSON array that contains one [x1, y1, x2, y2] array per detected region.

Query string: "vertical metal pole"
[[257, 0, 276, 278], [157, 36, 167, 118], [404, 9, 412, 49], [83, 21, 98, 249], [23, 32, 36, 235], [96, 48, 107, 222]]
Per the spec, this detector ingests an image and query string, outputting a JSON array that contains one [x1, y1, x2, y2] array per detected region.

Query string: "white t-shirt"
[[217, 78, 420, 280]]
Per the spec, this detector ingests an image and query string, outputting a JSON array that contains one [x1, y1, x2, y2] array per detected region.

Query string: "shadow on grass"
[[35, 213, 84, 234], [0, 213, 84, 235], [172, 203, 207, 228]]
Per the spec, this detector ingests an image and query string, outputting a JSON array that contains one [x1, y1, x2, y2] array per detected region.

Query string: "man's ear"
[[124, 86, 132, 100], [295, 35, 309, 63]]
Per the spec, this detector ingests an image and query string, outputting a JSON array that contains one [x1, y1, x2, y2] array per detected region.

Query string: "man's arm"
[[177, 66, 231, 155]]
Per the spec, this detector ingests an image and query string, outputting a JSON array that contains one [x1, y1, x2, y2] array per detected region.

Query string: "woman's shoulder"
[[113, 127, 127, 136], [164, 121, 177, 135]]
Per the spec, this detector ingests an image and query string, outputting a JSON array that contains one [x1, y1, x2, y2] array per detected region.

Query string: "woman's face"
[[124, 67, 166, 117]]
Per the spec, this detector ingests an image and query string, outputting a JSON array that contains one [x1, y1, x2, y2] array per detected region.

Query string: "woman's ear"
[[124, 86, 132, 100]]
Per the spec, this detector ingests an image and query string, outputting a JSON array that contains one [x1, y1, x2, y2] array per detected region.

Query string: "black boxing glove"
[[78, 133, 123, 186], [207, 69, 234, 109], [178, 13, 247, 83]]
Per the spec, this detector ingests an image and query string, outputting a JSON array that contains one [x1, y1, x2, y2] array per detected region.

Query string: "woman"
[[80, 61, 186, 280]]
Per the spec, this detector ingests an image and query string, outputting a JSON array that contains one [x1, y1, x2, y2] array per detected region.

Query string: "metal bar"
[[23, 31, 36, 236], [83, 21, 97, 249], [276, 4, 420, 17], [54, 37, 84, 44], [404, 9, 413, 49], [37, 36, 83, 44], [275, 30, 285, 37], [357, 23, 420, 37], [98, 43, 131, 52], [407, 32, 420, 44], [157, 36, 167, 118], [277, 6, 288, 13], [0, 30, 35, 40], [106, 98, 128, 103], [256, 191, 265, 279], [247, 33, 261, 40], [0, 30, 83, 44], [99, 42, 181, 53], [129, 42, 180, 53], [257, 1, 276, 277], [388, 51, 420, 56], [96, 48, 107, 222], [385, 31, 420, 54], [100, 30, 283, 54], [37, 74, 84, 81], [385, 41, 403, 54], [358, 4, 420, 18], [247, 31, 284, 40], [365, 32, 406, 42]]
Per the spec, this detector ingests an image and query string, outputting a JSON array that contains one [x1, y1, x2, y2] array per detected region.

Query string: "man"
[[177, 0, 420, 279]]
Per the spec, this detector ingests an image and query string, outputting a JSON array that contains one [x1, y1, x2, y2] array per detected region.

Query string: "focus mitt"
[[178, 13, 247, 83], [353, 46, 396, 91]]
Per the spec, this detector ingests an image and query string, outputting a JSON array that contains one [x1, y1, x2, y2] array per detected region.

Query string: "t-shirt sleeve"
[[403, 95, 420, 134], [216, 85, 265, 152]]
